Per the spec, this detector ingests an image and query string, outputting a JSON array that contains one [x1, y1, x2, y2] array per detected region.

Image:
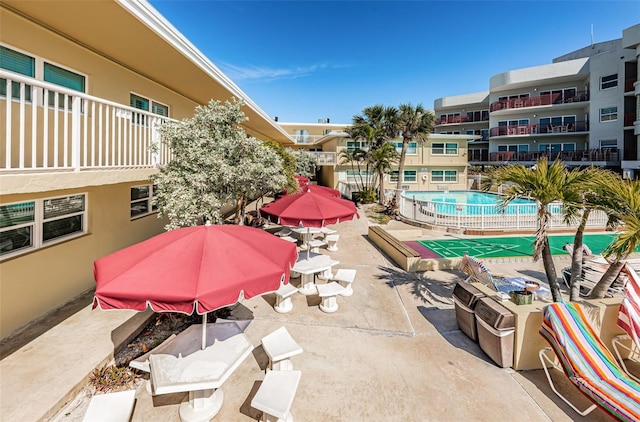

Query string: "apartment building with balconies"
[[0, 0, 293, 340], [434, 23, 639, 178], [279, 120, 473, 199]]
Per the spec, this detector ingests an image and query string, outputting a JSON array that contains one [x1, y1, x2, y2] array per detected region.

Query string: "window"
[[294, 129, 310, 143], [538, 143, 572, 153], [403, 170, 417, 182], [42, 195, 85, 243], [392, 141, 417, 155], [389, 170, 417, 183], [346, 169, 371, 182], [601, 74, 618, 90], [130, 93, 169, 125], [0, 201, 35, 257], [0, 194, 87, 260], [0, 45, 34, 101], [431, 143, 458, 155], [44, 62, 85, 108], [346, 141, 367, 152], [431, 170, 457, 182], [131, 184, 158, 219], [600, 139, 617, 149], [600, 107, 618, 122]]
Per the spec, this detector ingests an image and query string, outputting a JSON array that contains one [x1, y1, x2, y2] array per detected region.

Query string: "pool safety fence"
[[399, 194, 608, 231]]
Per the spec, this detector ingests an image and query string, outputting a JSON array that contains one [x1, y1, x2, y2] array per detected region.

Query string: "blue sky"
[[149, 1, 638, 124]]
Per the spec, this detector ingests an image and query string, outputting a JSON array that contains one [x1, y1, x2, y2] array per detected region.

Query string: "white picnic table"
[[291, 252, 339, 295], [147, 322, 253, 422]]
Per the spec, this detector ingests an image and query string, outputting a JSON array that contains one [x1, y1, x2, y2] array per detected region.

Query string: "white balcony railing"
[[1, 71, 175, 173], [306, 151, 337, 165]]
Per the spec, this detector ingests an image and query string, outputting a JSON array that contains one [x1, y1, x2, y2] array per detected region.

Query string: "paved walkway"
[[1, 209, 619, 421]]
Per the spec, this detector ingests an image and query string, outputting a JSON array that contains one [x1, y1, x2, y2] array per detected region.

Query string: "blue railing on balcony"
[[490, 91, 590, 112], [1, 71, 174, 173]]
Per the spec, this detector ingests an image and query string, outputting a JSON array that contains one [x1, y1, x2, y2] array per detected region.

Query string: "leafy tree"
[[589, 178, 640, 298], [390, 104, 434, 203], [485, 158, 593, 302], [264, 141, 297, 196], [152, 99, 286, 229], [287, 148, 316, 178]]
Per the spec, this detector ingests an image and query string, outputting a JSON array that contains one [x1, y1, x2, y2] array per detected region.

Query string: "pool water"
[[405, 190, 536, 215]]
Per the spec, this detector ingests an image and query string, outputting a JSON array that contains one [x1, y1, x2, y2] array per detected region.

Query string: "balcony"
[[435, 113, 489, 125], [306, 151, 337, 166], [489, 121, 588, 137], [1, 71, 173, 174], [489, 148, 619, 164], [489, 91, 589, 112], [625, 77, 637, 92], [624, 113, 637, 127]]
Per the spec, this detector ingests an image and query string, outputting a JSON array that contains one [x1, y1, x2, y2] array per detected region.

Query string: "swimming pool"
[[404, 190, 537, 216]]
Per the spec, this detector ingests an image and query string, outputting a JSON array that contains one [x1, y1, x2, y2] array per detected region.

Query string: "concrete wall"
[[0, 182, 167, 339], [1, 9, 199, 120], [588, 46, 632, 150]]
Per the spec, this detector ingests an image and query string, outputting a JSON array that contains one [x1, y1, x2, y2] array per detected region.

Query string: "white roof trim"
[[116, 0, 292, 140]]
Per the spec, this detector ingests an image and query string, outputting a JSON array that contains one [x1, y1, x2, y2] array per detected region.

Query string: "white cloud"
[[219, 62, 344, 82]]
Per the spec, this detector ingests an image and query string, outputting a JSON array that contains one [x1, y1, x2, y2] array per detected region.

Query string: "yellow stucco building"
[[0, 0, 293, 340]]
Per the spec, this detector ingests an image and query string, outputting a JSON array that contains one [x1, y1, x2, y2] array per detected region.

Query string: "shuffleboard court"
[[414, 233, 638, 259]]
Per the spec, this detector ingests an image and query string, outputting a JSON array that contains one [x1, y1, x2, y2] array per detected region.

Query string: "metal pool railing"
[[398, 193, 609, 231]]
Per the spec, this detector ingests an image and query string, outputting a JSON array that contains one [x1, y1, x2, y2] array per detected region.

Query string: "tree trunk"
[[588, 259, 625, 299], [394, 139, 409, 206], [378, 170, 385, 205], [541, 237, 562, 302], [569, 210, 589, 301], [235, 198, 244, 225]]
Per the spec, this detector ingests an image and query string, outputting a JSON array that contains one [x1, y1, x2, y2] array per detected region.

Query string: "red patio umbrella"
[[300, 184, 341, 198], [294, 175, 310, 188], [259, 190, 358, 227], [93, 224, 298, 349]]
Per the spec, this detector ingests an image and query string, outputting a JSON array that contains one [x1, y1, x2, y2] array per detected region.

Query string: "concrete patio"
[[0, 211, 622, 421]]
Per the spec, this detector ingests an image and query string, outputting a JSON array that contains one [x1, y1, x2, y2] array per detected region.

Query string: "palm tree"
[[347, 105, 398, 204], [563, 167, 618, 301], [589, 178, 640, 298], [391, 104, 434, 203], [368, 142, 399, 204], [486, 158, 593, 302]]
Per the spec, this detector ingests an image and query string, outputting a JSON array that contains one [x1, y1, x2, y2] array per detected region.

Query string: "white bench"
[[83, 389, 136, 422], [316, 282, 345, 313], [251, 370, 301, 422], [261, 326, 303, 371], [273, 283, 298, 314], [331, 269, 356, 297], [325, 234, 340, 251], [308, 239, 326, 253]]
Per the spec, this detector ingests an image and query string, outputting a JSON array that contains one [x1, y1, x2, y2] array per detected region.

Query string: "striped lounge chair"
[[539, 302, 640, 420], [612, 263, 640, 382]]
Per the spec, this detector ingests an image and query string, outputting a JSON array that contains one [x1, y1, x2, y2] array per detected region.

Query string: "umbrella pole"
[[306, 227, 310, 260], [202, 313, 207, 350]]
